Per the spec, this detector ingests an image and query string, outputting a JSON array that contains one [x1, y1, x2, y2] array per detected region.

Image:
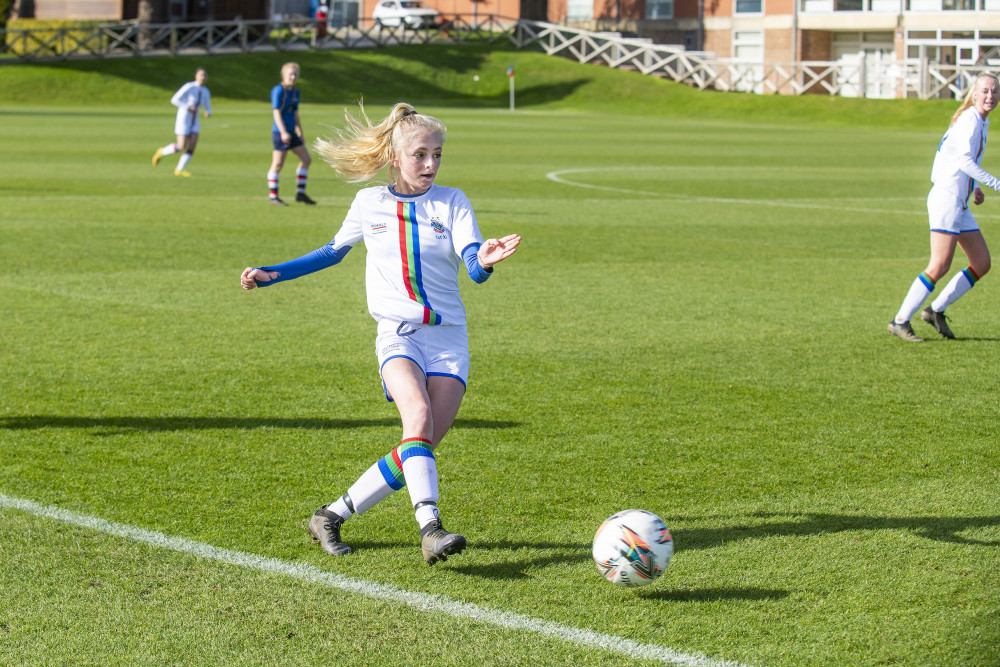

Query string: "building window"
[[647, 0, 674, 18], [735, 0, 763, 12], [566, 0, 593, 20], [733, 30, 764, 61]]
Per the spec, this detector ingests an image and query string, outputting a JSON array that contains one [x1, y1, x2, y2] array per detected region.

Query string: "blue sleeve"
[[462, 243, 492, 284], [256, 243, 352, 287], [270, 85, 281, 109]]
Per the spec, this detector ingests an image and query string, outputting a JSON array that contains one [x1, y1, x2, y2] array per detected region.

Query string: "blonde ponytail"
[[314, 102, 447, 183]]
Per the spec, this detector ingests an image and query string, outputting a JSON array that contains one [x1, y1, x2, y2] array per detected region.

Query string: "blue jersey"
[[271, 84, 299, 132]]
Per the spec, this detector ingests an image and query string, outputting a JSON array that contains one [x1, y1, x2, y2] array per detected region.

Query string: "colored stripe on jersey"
[[397, 200, 442, 325]]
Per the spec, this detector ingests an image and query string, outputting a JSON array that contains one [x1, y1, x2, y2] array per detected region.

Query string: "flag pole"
[[507, 65, 515, 111]]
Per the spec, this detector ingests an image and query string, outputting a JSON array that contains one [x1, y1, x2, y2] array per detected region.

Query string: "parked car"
[[371, 0, 441, 28]]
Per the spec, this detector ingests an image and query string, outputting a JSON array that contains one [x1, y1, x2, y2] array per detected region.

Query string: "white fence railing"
[[510, 21, 990, 100], [0, 16, 990, 100]]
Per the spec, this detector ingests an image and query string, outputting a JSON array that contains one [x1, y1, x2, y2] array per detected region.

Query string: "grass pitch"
[[1, 48, 999, 666]]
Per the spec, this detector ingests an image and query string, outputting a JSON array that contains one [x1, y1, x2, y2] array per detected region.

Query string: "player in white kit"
[[241, 103, 521, 564], [889, 73, 1000, 341], [152, 68, 212, 177]]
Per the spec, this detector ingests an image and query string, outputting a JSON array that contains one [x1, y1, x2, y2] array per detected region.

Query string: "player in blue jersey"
[[890, 73, 1000, 341], [241, 102, 520, 564], [267, 62, 315, 206], [152, 68, 212, 177]]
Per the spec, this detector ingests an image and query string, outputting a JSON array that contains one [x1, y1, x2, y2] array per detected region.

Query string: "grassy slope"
[[0, 42, 957, 129]]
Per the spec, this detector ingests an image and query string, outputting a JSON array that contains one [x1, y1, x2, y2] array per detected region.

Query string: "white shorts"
[[375, 320, 470, 401], [174, 109, 200, 136], [927, 186, 979, 235]]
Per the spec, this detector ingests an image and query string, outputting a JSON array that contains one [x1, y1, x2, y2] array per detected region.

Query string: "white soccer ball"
[[593, 509, 673, 587]]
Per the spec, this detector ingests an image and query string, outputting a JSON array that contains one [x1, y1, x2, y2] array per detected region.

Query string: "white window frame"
[[646, 0, 674, 19]]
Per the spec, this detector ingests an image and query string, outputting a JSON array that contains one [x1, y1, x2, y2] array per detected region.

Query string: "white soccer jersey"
[[170, 82, 212, 135], [332, 184, 485, 326], [931, 106, 1000, 205]]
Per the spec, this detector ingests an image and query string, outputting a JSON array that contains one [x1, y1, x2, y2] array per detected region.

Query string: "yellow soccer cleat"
[[174, 169, 191, 177], [152, 148, 163, 165]]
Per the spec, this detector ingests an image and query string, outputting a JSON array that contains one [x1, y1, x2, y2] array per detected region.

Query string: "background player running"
[[889, 73, 1000, 341], [152, 67, 212, 177]]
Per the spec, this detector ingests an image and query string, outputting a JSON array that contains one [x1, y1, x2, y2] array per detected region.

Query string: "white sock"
[[328, 495, 353, 520], [345, 461, 398, 515], [931, 267, 979, 312], [161, 143, 178, 156], [177, 152, 192, 171], [268, 171, 279, 199], [399, 438, 438, 527], [296, 167, 308, 193], [895, 272, 935, 323]]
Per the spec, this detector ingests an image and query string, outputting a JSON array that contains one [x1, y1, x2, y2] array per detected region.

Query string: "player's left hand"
[[478, 234, 521, 269], [204, 111, 212, 119], [974, 187, 985, 205]]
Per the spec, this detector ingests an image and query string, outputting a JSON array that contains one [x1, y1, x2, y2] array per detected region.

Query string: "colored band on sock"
[[377, 448, 407, 490], [962, 266, 980, 285], [399, 437, 434, 463], [918, 272, 937, 290]]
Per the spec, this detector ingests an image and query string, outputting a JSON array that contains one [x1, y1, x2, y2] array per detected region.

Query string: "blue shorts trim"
[[380, 354, 422, 402], [427, 371, 467, 390], [272, 131, 304, 151], [930, 228, 961, 235]]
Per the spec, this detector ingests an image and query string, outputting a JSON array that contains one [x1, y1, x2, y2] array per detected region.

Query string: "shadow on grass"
[[443, 511, 1000, 581], [0, 415, 521, 432], [676, 511, 1000, 548], [639, 587, 789, 602], [27, 45, 592, 109]]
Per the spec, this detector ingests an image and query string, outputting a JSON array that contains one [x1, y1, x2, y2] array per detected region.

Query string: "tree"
[[137, 0, 163, 50], [0, 0, 13, 53]]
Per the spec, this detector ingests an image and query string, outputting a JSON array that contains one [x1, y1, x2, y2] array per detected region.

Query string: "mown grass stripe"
[[0, 492, 753, 667]]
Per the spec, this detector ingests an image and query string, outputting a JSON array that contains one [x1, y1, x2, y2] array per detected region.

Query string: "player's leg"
[[925, 230, 990, 338], [890, 220, 958, 341], [153, 133, 184, 165], [310, 358, 432, 556], [268, 148, 287, 205], [291, 144, 315, 204], [176, 132, 198, 175]]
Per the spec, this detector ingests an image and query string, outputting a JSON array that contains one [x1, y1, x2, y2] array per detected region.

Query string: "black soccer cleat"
[[419, 519, 466, 565], [296, 192, 316, 205], [309, 507, 351, 556], [270, 197, 288, 207]]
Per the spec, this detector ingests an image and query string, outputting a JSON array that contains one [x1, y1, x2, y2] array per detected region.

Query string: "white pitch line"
[[545, 167, 1000, 219], [1, 493, 753, 667]]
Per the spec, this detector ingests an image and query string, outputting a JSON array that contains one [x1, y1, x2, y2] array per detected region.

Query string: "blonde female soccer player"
[[889, 73, 1000, 341], [267, 62, 315, 206], [241, 103, 520, 564], [152, 67, 212, 177]]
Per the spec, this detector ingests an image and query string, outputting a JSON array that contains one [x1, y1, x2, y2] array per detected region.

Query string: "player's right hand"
[[241, 267, 279, 290]]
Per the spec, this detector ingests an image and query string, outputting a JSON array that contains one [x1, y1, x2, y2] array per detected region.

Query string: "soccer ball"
[[592, 509, 673, 587]]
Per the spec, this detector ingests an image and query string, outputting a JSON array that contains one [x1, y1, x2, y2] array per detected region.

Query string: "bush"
[[5, 19, 109, 57]]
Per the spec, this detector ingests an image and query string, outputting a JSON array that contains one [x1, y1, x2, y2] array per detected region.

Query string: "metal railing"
[[0, 16, 990, 100]]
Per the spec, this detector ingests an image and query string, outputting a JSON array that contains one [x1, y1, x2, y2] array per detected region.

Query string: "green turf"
[[1, 48, 999, 667]]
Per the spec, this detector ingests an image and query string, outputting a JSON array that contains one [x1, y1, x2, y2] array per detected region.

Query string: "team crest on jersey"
[[430, 218, 447, 239], [371, 222, 388, 234]]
